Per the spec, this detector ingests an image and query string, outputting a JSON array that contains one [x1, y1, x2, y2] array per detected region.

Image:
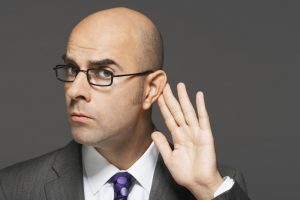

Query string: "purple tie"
[[109, 172, 135, 200]]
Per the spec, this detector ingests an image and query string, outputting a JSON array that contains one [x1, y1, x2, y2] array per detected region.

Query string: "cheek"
[[91, 88, 140, 126], [64, 85, 71, 106], [93, 91, 129, 117]]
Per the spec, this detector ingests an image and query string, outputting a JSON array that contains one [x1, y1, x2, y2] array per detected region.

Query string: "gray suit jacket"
[[0, 141, 250, 200]]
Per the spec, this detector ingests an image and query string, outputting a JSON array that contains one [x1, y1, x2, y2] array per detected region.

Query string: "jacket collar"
[[44, 140, 85, 200]]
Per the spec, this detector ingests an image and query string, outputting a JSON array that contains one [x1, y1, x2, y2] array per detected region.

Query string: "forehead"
[[65, 27, 140, 70]]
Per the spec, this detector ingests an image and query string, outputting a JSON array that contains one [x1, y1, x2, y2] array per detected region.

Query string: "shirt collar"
[[82, 142, 159, 195]]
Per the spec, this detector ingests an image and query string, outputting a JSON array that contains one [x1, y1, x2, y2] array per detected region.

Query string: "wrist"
[[186, 172, 224, 200]]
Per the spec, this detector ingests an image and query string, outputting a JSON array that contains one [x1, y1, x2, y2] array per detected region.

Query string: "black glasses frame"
[[53, 65, 154, 87]]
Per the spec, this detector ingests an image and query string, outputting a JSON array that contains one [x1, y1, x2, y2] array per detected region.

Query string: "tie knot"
[[109, 172, 135, 200]]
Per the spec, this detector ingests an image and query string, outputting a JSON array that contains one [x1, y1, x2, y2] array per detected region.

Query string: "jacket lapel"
[[44, 141, 85, 200], [149, 154, 196, 200]]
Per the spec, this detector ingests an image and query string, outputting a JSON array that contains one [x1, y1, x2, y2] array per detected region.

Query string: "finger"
[[157, 95, 179, 132], [177, 83, 199, 126], [163, 83, 186, 126], [151, 131, 172, 165], [196, 91, 211, 130]]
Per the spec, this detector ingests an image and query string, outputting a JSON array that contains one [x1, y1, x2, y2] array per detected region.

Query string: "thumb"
[[151, 131, 172, 165]]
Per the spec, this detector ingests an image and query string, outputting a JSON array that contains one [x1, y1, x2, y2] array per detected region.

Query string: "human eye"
[[65, 65, 78, 75], [94, 68, 113, 79]]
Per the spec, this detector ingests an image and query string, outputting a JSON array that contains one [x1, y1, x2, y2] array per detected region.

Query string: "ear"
[[142, 70, 167, 110]]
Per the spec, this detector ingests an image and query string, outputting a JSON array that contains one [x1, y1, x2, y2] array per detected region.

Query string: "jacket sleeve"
[[213, 182, 250, 200], [214, 168, 250, 200]]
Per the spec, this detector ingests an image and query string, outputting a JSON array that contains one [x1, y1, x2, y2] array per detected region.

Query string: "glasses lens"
[[88, 68, 113, 86], [56, 66, 77, 82]]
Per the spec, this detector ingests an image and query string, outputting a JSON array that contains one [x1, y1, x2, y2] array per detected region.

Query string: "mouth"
[[70, 112, 93, 123]]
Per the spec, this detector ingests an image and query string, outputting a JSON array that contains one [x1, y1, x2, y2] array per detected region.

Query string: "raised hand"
[[151, 83, 223, 200]]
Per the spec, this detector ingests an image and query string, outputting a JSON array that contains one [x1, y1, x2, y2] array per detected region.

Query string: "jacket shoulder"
[[0, 146, 62, 180], [0, 141, 82, 200], [0, 142, 75, 200], [0, 147, 64, 198]]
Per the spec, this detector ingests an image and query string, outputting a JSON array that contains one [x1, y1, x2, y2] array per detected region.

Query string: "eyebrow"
[[61, 54, 122, 69], [90, 59, 120, 68]]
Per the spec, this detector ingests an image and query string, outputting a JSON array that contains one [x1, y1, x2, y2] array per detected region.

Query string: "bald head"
[[68, 7, 163, 71], [63, 7, 167, 149]]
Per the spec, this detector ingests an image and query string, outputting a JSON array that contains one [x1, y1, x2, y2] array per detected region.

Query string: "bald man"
[[0, 7, 250, 200]]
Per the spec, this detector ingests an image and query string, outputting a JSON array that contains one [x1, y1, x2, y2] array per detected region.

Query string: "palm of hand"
[[152, 83, 221, 191]]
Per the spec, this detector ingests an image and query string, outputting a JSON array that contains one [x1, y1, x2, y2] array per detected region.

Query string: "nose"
[[65, 71, 91, 102]]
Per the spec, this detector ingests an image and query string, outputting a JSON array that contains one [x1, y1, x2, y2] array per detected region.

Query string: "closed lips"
[[71, 113, 92, 118]]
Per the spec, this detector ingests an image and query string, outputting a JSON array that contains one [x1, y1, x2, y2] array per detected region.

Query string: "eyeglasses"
[[53, 64, 154, 86]]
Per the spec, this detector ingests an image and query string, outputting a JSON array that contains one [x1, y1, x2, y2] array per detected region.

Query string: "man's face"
[[64, 26, 145, 147]]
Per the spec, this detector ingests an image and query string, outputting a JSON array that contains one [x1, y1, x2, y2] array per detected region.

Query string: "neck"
[[95, 118, 155, 170]]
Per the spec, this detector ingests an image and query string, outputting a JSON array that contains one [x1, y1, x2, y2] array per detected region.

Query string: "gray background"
[[0, 1, 299, 199]]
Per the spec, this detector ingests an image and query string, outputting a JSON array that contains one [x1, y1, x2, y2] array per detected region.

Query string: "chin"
[[70, 127, 112, 147], [72, 134, 94, 145], [71, 128, 96, 145]]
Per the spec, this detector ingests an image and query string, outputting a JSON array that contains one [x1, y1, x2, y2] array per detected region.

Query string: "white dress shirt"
[[82, 142, 234, 200]]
